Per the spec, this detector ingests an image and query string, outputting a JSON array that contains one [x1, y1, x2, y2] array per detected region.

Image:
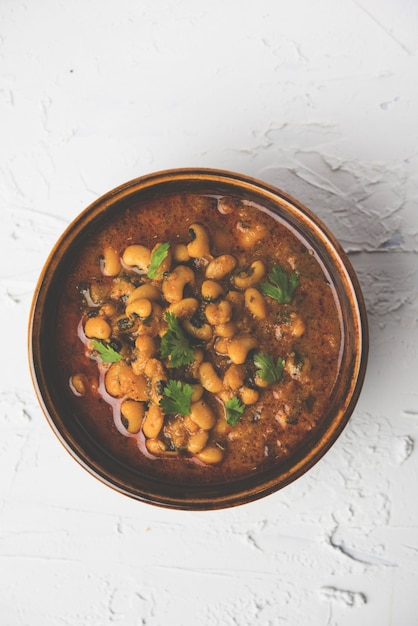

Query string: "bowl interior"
[[29, 169, 368, 509]]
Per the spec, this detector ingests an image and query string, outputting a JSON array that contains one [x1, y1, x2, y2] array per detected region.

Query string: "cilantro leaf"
[[260, 264, 299, 304], [160, 312, 195, 367], [254, 352, 285, 384], [148, 242, 170, 279], [160, 379, 194, 416], [91, 339, 123, 363], [225, 397, 245, 426]]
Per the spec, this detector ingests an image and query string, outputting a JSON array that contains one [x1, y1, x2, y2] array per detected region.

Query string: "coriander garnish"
[[160, 312, 195, 367], [91, 339, 123, 363], [160, 379, 194, 416], [148, 242, 170, 279], [260, 264, 299, 304], [254, 352, 285, 384], [225, 397, 246, 426]]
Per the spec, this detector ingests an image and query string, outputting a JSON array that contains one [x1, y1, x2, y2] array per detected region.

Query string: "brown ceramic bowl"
[[28, 168, 368, 510]]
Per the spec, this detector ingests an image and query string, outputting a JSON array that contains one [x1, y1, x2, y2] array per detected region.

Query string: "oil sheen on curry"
[[56, 193, 342, 484]]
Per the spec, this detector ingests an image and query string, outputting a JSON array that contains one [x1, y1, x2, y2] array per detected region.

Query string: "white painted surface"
[[1, 0, 418, 624]]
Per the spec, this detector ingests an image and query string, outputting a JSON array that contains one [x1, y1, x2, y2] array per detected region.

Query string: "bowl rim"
[[28, 167, 369, 510]]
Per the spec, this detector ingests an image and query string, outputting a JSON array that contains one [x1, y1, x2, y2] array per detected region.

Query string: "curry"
[[55, 192, 342, 484]]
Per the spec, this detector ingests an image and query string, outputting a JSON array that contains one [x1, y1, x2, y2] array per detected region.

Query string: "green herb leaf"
[[91, 339, 123, 363], [148, 242, 170, 279], [160, 312, 195, 367], [160, 379, 194, 416], [225, 397, 245, 426], [260, 264, 299, 304], [254, 352, 285, 384]]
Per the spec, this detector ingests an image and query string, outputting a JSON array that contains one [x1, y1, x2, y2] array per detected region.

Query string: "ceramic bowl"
[[28, 168, 368, 509]]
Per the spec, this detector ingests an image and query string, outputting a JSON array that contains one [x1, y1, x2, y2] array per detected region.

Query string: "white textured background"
[[1, 0, 418, 624]]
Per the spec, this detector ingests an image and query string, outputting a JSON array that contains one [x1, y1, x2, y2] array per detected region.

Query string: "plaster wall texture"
[[1, 1, 418, 625]]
